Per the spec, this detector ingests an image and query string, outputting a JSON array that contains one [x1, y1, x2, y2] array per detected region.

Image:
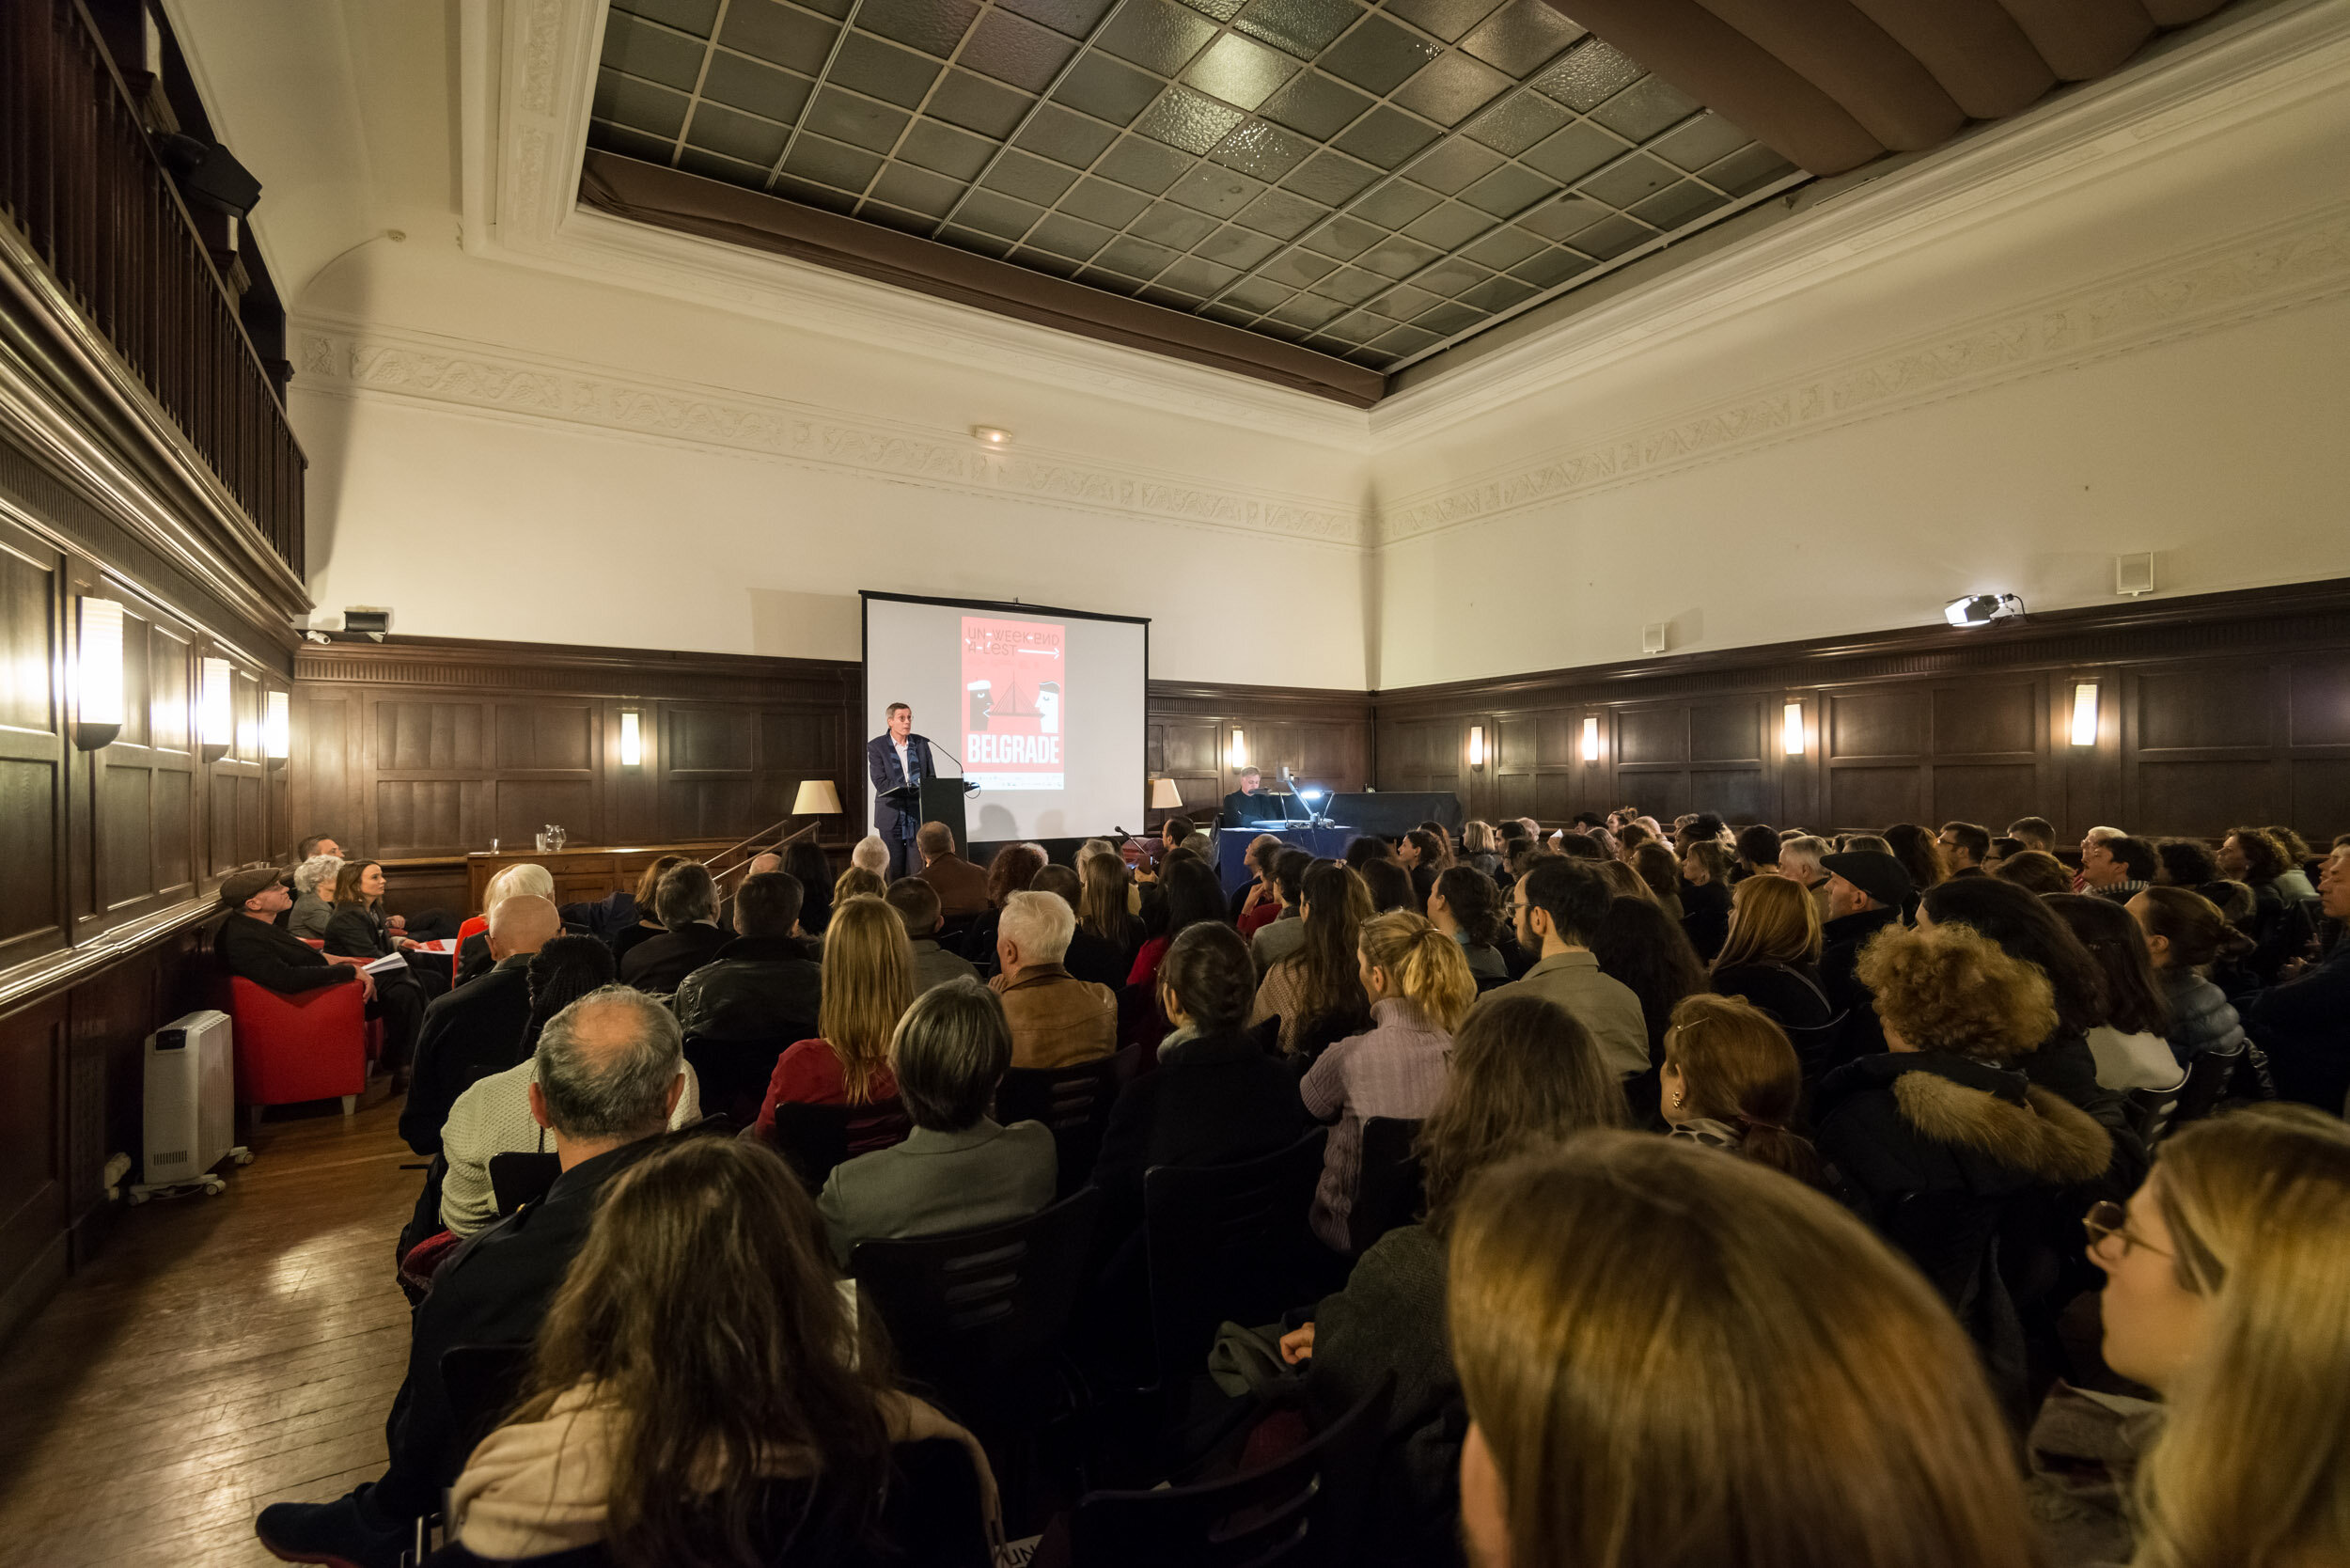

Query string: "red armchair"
[[223, 977, 370, 1120]]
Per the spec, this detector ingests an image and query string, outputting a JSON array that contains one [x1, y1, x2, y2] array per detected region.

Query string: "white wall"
[[1366, 61, 2350, 688], [291, 241, 1372, 688]]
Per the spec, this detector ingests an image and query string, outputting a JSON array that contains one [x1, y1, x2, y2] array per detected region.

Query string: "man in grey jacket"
[[1484, 858, 1650, 1079], [818, 979, 1054, 1266]]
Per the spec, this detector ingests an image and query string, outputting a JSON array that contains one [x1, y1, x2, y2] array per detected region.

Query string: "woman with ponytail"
[[1661, 994, 1830, 1190], [2128, 886, 2253, 1070], [1426, 865, 1506, 981], [1299, 911, 1476, 1251]]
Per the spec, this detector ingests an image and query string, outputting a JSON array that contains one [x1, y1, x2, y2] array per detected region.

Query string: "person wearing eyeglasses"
[[2025, 1105, 2350, 1568]]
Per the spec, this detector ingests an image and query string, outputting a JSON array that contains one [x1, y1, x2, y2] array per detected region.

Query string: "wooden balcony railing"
[[0, 0, 305, 575]]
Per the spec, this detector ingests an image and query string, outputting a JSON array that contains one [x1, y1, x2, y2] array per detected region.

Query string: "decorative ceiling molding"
[[1371, 0, 2350, 444], [1374, 197, 2350, 543], [290, 312, 1369, 549], [457, 0, 1374, 451]]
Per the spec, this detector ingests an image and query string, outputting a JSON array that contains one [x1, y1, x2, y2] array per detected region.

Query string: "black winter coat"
[[672, 935, 822, 1043]]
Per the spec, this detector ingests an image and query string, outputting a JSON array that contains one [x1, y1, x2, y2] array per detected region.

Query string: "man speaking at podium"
[[867, 702, 937, 879]]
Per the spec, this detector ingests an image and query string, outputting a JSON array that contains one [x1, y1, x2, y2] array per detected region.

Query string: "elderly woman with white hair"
[[457, 862, 560, 986], [288, 854, 345, 940]]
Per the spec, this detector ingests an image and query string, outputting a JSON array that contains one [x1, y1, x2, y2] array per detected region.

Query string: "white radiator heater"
[[132, 1010, 249, 1200]]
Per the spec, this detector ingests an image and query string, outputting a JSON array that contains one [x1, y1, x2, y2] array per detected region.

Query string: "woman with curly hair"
[[2218, 825, 2314, 980], [1814, 922, 2112, 1411]]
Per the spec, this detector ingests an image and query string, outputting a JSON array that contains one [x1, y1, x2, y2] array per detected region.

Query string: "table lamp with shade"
[[793, 779, 843, 817], [1150, 777, 1183, 811]]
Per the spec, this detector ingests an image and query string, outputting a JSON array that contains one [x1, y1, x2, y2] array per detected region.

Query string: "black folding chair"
[[996, 1058, 1122, 1197], [1141, 1127, 1329, 1387], [487, 1152, 561, 1215], [765, 1099, 912, 1191], [2169, 1039, 2248, 1133], [1061, 1373, 1394, 1568], [2126, 1075, 2188, 1150], [1344, 1117, 1424, 1256], [681, 1033, 791, 1129], [851, 1186, 1103, 1433]]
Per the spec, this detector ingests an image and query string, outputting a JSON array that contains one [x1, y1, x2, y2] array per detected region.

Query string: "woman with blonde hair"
[[1708, 873, 1831, 1031], [1460, 820, 1502, 878], [2077, 1104, 2350, 1568], [1299, 911, 1474, 1251], [831, 865, 887, 906], [1814, 922, 2111, 1406], [1661, 994, 1827, 1188], [1278, 994, 1622, 1568], [1449, 1135, 2044, 1568], [442, 1134, 996, 1566], [754, 897, 914, 1133]]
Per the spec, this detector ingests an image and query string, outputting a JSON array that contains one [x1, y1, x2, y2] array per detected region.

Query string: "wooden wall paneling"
[[0, 992, 67, 1345], [0, 521, 66, 972], [2122, 657, 2284, 837]]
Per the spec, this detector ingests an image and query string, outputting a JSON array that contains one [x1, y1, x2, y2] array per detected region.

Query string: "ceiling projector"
[[1943, 593, 2025, 628]]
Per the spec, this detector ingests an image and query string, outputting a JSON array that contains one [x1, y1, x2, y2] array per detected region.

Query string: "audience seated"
[[672, 870, 821, 1044], [1448, 1135, 2044, 1568], [214, 866, 373, 1005], [1230, 832, 1283, 924], [964, 841, 1045, 977], [1589, 895, 1708, 1074], [1426, 866, 1507, 982], [833, 865, 888, 906], [257, 986, 689, 1567], [2221, 824, 2316, 980], [1252, 861, 1373, 1056], [2034, 1105, 2350, 1568], [2008, 815, 2059, 854], [287, 853, 344, 940], [818, 978, 1055, 1267], [913, 820, 990, 918], [1630, 839, 1684, 923], [401, 895, 562, 1156], [441, 1133, 996, 1567], [1707, 874, 1831, 1031], [325, 857, 443, 1057], [1885, 823, 1950, 894], [1358, 857, 1417, 915], [753, 896, 910, 1133], [987, 889, 1116, 1069], [1300, 912, 1474, 1252], [1065, 854, 1140, 986], [781, 840, 836, 936], [459, 863, 558, 984], [1248, 848, 1313, 976], [851, 833, 890, 879], [1093, 924, 1310, 1240], [1458, 820, 1502, 878], [2045, 894, 2181, 1092], [1816, 849, 1910, 1063], [1996, 847, 2076, 895], [618, 863, 729, 995], [2233, 841, 2350, 1109], [885, 875, 980, 993], [2153, 835, 2220, 888], [1127, 855, 1227, 990], [1280, 993, 1622, 1568], [1487, 859, 1647, 1080], [1731, 823, 1780, 882], [2082, 833, 2159, 903], [1937, 820, 1991, 874], [2127, 886, 2252, 1069], [1813, 923, 2111, 1401], [1660, 995, 1829, 1187], [606, 854, 683, 968], [1677, 839, 1734, 960], [439, 940, 702, 1239]]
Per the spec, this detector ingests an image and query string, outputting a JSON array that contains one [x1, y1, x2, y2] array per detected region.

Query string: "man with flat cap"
[[1817, 849, 1913, 1066], [214, 866, 378, 1001]]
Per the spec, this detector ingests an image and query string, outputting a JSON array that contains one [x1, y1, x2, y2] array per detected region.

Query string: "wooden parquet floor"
[[0, 1100, 421, 1567]]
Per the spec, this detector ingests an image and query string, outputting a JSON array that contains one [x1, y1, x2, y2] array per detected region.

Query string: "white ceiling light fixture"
[[970, 426, 1012, 447], [1943, 593, 2026, 628]]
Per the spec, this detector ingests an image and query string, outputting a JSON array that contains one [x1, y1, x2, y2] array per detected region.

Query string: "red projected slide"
[[962, 617, 1064, 791]]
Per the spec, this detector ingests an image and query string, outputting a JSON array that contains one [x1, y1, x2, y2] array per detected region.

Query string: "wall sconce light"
[[1782, 700, 1805, 757], [1580, 715, 1600, 763], [1229, 727, 1246, 771], [1467, 725, 1485, 769], [619, 709, 643, 767], [73, 595, 124, 750], [263, 690, 290, 765], [2070, 682, 2100, 747], [198, 656, 233, 761]]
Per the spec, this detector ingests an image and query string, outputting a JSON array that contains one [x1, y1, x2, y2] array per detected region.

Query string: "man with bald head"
[[399, 893, 563, 1155]]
